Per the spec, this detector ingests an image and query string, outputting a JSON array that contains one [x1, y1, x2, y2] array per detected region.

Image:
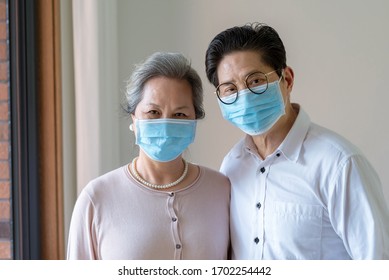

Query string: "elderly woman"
[[67, 52, 230, 260]]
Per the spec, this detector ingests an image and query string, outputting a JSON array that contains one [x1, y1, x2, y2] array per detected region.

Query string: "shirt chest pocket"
[[265, 201, 323, 259]]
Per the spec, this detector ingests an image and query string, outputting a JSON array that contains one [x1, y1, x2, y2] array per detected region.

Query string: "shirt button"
[[172, 217, 177, 222], [254, 237, 260, 244], [260, 167, 266, 173], [176, 244, 181, 249], [169, 192, 174, 197], [256, 202, 261, 209], [276, 153, 281, 157]]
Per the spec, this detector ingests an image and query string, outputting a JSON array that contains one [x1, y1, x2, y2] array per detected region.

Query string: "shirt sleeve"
[[67, 188, 99, 260], [329, 154, 389, 259]]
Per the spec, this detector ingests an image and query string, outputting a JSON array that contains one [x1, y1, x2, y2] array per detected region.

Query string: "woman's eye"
[[148, 110, 159, 115], [175, 113, 187, 118]]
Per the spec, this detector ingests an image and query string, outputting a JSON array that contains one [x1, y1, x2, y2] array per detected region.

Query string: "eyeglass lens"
[[216, 72, 270, 104]]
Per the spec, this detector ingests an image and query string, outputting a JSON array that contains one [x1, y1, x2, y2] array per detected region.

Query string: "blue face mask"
[[218, 78, 285, 135], [133, 118, 197, 162]]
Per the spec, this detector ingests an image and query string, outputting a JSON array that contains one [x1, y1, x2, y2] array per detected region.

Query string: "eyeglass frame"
[[214, 69, 282, 105]]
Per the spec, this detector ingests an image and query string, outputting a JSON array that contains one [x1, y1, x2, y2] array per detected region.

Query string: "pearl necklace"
[[130, 157, 189, 189]]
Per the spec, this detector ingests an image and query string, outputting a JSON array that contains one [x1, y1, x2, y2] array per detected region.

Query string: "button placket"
[[167, 192, 182, 259], [254, 161, 272, 259]]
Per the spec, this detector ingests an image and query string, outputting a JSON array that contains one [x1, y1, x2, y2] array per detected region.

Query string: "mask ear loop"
[[130, 114, 138, 131], [278, 69, 284, 82]]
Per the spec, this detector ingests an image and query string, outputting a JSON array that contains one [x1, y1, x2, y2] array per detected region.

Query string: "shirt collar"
[[278, 104, 311, 162], [241, 104, 311, 162]]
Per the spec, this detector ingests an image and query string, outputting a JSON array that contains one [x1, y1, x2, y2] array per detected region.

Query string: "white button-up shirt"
[[221, 105, 389, 259]]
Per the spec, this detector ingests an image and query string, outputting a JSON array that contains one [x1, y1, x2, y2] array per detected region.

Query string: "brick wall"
[[0, 0, 11, 260]]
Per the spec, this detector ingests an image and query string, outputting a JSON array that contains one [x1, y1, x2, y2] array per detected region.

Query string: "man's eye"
[[218, 83, 237, 97]]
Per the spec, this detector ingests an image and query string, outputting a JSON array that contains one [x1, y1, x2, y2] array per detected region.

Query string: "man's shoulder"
[[307, 122, 362, 157], [223, 137, 247, 159]]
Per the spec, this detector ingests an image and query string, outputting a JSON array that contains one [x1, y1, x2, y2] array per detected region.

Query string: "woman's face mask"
[[132, 118, 197, 162], [130, 76, 198, 162]]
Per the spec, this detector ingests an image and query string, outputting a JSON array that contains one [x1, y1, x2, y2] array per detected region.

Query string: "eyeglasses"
[[215, 69, 281, 105]]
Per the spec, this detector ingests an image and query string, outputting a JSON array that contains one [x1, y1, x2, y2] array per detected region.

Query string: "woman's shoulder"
[[197, 164, 226, 176], [197, 165, 230, 186], [187, 165, 230, 201], [81, 165, 129, 199]]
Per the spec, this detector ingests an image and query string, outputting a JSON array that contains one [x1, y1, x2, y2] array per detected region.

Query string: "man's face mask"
[[218, 77, 285, 135]]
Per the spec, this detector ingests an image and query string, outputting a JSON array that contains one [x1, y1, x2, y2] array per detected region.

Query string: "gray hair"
[[125, 52, 205, 119]]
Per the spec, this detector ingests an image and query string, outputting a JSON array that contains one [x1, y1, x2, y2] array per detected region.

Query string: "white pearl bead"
[[130, 157, 188, 189]]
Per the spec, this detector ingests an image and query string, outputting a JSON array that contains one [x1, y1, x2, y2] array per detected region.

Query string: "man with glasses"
[[205, 23, 389, 259]]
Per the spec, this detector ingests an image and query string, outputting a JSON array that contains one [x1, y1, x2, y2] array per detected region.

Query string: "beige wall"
[[63, 0, 389, 244], [116, 0, 389, 202]]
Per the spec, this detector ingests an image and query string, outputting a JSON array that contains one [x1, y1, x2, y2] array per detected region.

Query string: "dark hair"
[[125, 52, 205, 119], [205, 23, 287, 87]]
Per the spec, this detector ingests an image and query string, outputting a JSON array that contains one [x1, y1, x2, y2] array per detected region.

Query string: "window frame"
[[9, 0, 41, 259]]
